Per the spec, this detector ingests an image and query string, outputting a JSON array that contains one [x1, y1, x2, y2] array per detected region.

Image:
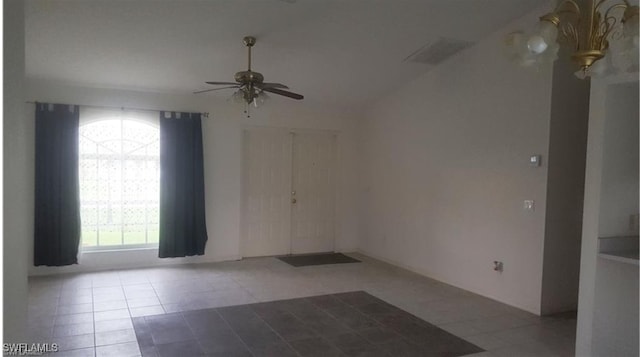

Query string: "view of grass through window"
[[79, 113, 160, 249]]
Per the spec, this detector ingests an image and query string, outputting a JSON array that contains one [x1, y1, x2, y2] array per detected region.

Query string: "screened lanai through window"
[[79, 109, 160, 250]]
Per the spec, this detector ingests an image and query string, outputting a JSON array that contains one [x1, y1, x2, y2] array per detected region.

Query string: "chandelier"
[[505, 0, 639, 78], [231, 85, 269, 112]]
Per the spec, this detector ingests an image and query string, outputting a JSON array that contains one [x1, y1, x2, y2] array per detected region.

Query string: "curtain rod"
[[25, 101, 210, 118]]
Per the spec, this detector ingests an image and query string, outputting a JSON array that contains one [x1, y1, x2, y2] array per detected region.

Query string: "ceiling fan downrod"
[[244, 36, 256, 71], [234, 36, 264, 85]]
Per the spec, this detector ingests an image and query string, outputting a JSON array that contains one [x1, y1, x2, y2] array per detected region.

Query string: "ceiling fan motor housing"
[[234, 70, 264, 84]]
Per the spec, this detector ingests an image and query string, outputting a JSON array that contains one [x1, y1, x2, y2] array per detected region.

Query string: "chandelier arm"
[[603, 3, 628, 21], [594, 0, 609, 11], [555, 0, 581, 16], [599, 16, 618, 47], [561, 22, 580, 50], [597, 3, 628, 48], [594, 0, 630, 12]]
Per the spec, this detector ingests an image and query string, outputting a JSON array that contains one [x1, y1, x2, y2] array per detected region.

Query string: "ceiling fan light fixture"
[[253, 91, 269, 108], [232, 89, 245, 104]]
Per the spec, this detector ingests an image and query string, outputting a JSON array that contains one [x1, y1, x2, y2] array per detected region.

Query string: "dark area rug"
[[133, 291, 484, 357], [277, 252, 361, 267]]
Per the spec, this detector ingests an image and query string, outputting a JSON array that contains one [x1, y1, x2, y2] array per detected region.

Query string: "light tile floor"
[[26, 253, 576, 357]]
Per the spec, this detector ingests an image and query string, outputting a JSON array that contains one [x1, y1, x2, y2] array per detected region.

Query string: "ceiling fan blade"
[[262, 87, 304, 100], [258, 82, 289, 89], [193, 86, 239, 94], [205, 81, 239, 85]]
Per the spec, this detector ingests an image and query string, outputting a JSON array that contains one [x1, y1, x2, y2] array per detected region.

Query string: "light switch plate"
[[524, 200, 535, 211]]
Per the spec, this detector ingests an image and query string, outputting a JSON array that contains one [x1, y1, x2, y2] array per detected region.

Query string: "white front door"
[[241, 128, 338, 257], [241, 128, 293, 257], [290, 132, 337, 254]]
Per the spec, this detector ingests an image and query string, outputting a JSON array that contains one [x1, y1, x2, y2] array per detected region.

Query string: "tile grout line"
[[181, 312, 221, 356], [305, 293, 389, 355], [229, 274, 261, 304], [244, 304, 306, 357], [95, 277, 138, 357], [322, 292, 406, 349], [125, 275, 150, 356], [147, 276, 173, 318], [211, 308, 260, 357]]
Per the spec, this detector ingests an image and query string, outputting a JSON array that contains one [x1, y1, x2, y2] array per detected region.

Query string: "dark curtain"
[[34, 103, 81, 266], [159, 112, 208, 257]]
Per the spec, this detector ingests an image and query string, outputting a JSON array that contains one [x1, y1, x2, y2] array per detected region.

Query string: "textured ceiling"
[[25, 0, 544, 109]]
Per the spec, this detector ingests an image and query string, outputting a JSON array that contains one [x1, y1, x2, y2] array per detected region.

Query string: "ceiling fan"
[[194, 36, 304, 108]]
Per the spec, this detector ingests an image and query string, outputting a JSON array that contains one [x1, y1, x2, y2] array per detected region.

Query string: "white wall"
[[586, 80, 638, 357], [26, 79, 362, 275], [591, 258, 639, 356], [539, 52, 590, 315], [599, 82, 639, 237], [3, 0, 29, 342], [576, 75, 639, 356], [358, 10, 553, 314]]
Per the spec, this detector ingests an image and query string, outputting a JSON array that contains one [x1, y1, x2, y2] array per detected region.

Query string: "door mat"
[[277, 252, 361, 267]]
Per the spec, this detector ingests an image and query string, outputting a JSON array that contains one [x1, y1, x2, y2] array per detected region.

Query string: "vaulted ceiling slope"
[[25, 0, 544, 109]]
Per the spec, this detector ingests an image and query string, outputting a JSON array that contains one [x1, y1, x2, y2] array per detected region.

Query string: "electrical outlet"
[[529, 155, 541, 167], [493, 261, 504, 272]]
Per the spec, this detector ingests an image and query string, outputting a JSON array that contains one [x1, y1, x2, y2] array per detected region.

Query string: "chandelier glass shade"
[[505, 0, 639, 78], [231, 86, 269, 108], [230, 85, 270, 118]]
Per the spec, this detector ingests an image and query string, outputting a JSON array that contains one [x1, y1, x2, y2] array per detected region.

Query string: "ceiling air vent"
[[404, 37, 474, 65]]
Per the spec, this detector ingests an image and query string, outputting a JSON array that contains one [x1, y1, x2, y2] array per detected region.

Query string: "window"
[[79, 109, 159, 250]]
